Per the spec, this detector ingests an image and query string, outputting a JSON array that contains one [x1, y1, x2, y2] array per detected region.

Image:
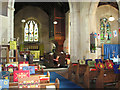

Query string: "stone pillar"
[[68, 1, 99, 63], [0, 1, 2, 45], [7, 0, 15, 59], [7, 0, 15, 42], [69, 2, 81, 62]]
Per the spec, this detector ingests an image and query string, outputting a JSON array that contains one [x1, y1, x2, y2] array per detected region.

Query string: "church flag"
[[101, 33, 103, 40], [0, 64, 1, 72], [97, 33, 100, 39], [119, 27, 120, 35], [10, 41, 17, 50], [109, 32, 112, 39], [94, 33, 97, 38], [113, 30, 117, 37]]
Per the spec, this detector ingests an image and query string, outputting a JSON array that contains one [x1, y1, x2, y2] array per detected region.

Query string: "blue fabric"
[[113, 65, 120, 74], [104, 44, 120, 59], [44, 72, 83, 90]]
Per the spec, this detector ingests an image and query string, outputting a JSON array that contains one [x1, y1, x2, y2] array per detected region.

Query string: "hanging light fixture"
[[108, 5, 115, 22], [53, 21, 58, 25], [109, 15, 115, 21]]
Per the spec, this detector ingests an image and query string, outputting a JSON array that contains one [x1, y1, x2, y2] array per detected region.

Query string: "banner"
[[10, 41, 17, 50], [113, 30, 117, 37]]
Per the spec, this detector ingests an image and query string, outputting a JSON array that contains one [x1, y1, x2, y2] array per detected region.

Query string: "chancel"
[[0, 0, 120, 89]]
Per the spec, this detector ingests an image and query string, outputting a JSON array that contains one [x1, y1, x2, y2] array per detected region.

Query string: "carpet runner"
[[44, 72, 83, 90]]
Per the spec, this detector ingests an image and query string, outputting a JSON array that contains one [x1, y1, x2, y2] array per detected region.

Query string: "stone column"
[[7, 0, 15, 60], [69, 2, 81, 62], [0, 1, 2, 45], [7, 0, 15, 42], [68, 1, 99, 63]]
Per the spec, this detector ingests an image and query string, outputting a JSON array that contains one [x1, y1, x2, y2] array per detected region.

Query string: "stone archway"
[[68, 0, 119, 62]]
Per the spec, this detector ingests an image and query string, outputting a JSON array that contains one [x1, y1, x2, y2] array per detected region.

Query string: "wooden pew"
[[96, 69, 117, 88], [9, 71, 50, 87], [84, 66, 99, 88], [68, 62, 87, 84], [10, 78, 60, 89], [39, 78, 59, 89], [76, 63, 87, 84], [68, 62, 78, 82], [83, 61, 100, 88]]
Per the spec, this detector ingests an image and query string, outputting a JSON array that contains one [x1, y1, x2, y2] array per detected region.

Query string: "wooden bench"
[[9, 71, 50, 87], [68, 62, 87, 84], [10, 78, 59, 89], [96, 69, 117, 88], [83, 61, 100, 88]]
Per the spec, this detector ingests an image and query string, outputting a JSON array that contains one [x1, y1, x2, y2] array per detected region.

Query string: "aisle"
[[45, 72, 83, 90]]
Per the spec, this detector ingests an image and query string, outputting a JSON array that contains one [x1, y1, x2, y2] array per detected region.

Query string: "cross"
[[112, 50, 115, 58]]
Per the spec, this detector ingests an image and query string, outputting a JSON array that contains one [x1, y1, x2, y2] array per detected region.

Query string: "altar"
[[110, 58, 120, 64]]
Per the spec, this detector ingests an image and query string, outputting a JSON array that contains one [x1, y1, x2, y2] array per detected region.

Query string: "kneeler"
[[13, 70, 30, 82], [18, 64, 29, 70], [18, 75, 40, 88], [105, 60, 114, 69], [22, 66, 35, 75], [79, 60, 85, 65], [18, 77, 59, 89], [94, 62, 104, 70], [0, 79, 9, 89], [95, 59, 103, 64], [19, 61, 29, 64], [29, 64, 38, 71], [31, 71, 50, 83], [87, 61, 96, 71], [5, 64, 18, 75], [0, 71, 10, 79]]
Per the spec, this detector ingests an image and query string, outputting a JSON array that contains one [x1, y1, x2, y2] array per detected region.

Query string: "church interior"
[[0, 0, 120, 89]]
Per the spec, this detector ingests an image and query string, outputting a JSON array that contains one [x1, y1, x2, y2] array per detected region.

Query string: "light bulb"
[[109, 16, 115, 21], [53, 21, 58, 24], [21, 19, 26, 23]]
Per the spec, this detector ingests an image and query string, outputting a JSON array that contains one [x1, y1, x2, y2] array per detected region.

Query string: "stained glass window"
[[100, 18, 111, 42], [24, 20, 38, 42]]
